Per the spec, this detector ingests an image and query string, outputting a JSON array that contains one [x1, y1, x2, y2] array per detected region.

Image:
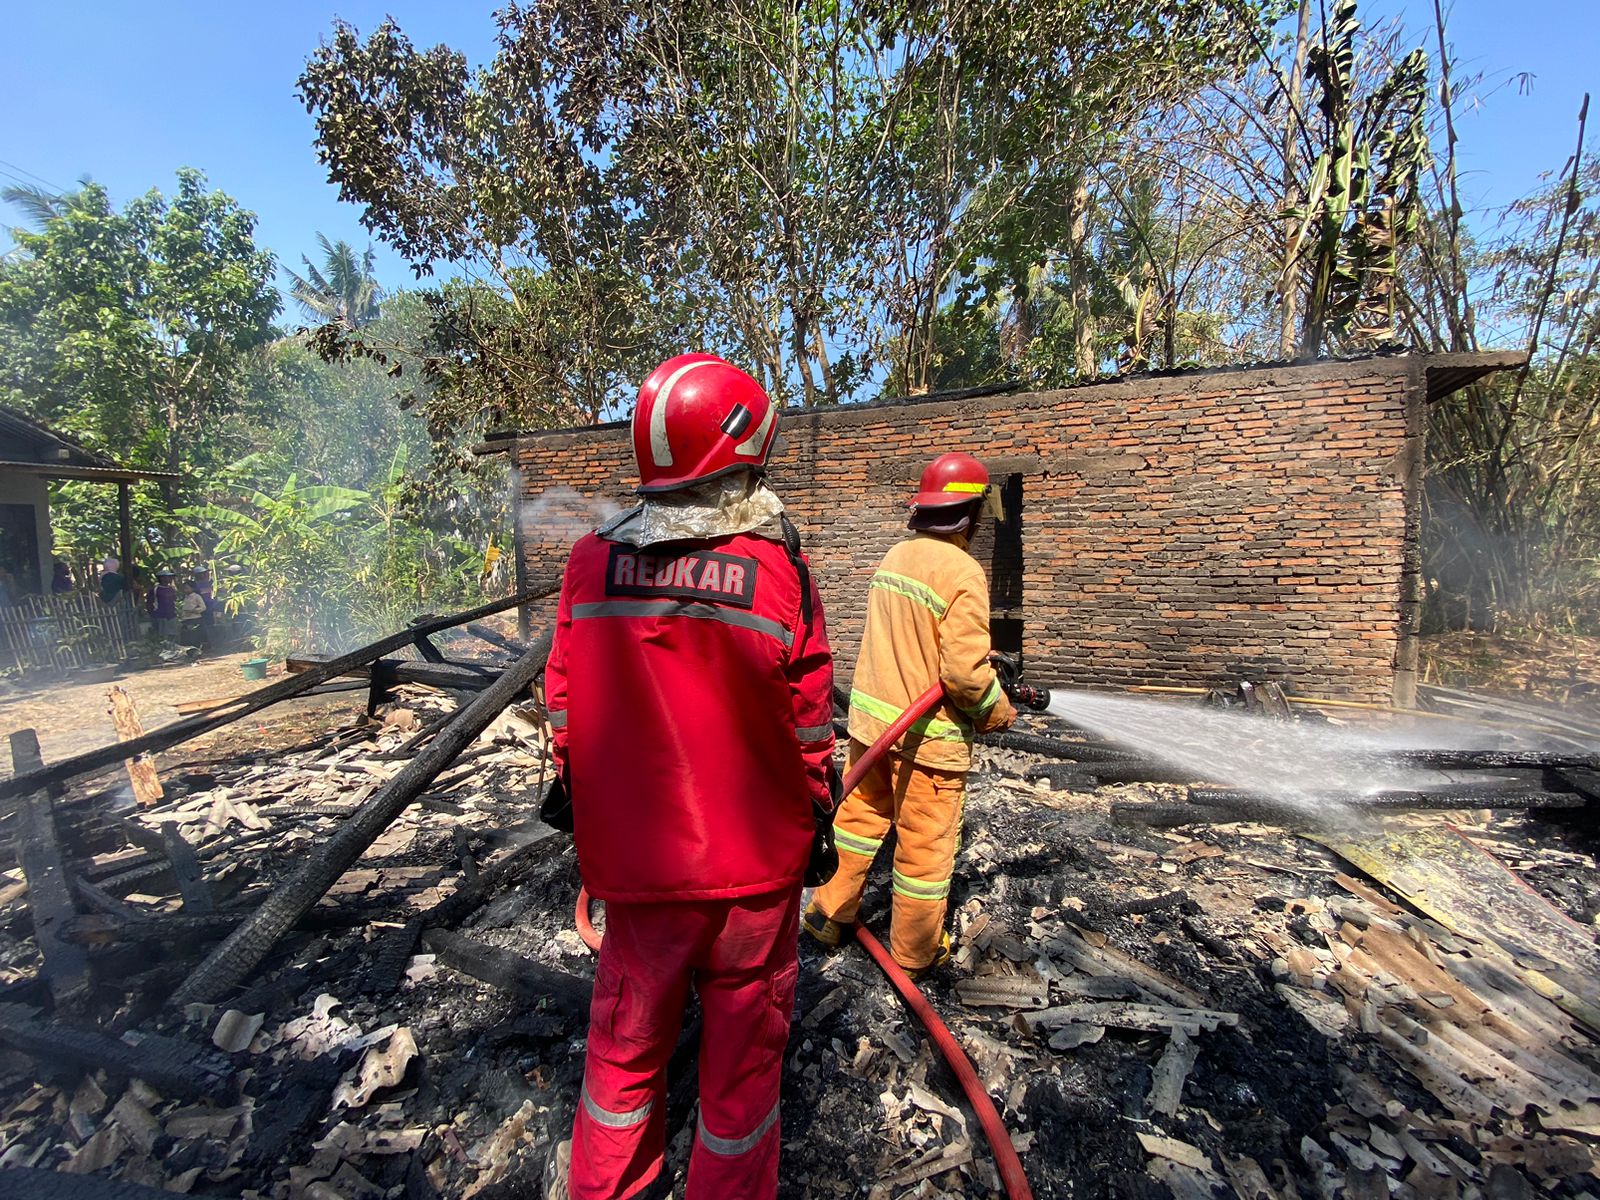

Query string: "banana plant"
[[1279, 0, 1429, 356]]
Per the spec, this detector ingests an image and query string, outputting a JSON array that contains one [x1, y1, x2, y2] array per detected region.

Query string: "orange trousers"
[[807, 740, 965, 970]]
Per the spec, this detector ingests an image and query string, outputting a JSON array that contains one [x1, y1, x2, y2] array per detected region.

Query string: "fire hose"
[[576, 678, 1036, 1200]]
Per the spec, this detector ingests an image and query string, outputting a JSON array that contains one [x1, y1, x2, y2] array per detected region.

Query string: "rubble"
[[0, 647, 1592, 1197]]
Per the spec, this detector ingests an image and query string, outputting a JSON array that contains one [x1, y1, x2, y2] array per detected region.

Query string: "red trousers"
[[570, 886, 801, 1200]]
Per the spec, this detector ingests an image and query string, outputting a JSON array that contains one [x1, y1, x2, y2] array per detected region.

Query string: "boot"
[[905, 931, 952, 980], [802, 906, 850, 948], [543, 1138, 572, 1200]]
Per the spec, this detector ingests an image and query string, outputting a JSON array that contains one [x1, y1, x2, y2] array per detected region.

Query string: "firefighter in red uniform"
[[543, 354, 836, 1200]]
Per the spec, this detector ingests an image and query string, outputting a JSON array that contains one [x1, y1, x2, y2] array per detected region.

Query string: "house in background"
[[0, 406, 176, 594]]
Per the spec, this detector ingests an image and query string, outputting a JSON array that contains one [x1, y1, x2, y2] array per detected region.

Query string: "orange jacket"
[[846, 532, 1014, 770]]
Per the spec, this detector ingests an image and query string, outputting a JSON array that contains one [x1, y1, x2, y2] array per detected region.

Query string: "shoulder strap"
[[779, 513, 813, 628]]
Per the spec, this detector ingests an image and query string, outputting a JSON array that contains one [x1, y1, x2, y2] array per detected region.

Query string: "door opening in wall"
[[973, 474, 1024, 660]]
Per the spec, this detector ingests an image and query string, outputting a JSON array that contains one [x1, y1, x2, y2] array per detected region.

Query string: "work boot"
[[802, 906, 850, 949], [543, 1138, 571, 1200], [905, 931, 953, 981]]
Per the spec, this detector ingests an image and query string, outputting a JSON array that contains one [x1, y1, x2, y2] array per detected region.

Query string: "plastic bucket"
[[240, 657, 271, 681]]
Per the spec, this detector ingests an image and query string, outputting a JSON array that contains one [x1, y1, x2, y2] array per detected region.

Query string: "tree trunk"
[[1282, 0, 1314, 357], [1068, 175, 1095, 377]]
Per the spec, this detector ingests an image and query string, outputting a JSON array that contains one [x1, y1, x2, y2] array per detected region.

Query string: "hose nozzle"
[[988, 652, 1052, 711]]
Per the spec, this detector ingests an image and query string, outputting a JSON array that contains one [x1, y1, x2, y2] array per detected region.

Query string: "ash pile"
[[0, 618, 1595, 1198]]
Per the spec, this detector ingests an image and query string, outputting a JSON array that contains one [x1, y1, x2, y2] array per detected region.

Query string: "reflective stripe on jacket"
[[846, 532, 1013, 771], [545, 529, 835, 903]]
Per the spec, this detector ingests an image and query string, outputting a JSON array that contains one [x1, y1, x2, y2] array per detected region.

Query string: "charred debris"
[[0, 611, 1593, 1199]]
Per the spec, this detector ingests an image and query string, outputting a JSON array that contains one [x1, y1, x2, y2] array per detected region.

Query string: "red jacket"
[[545, 528, 835, 903]]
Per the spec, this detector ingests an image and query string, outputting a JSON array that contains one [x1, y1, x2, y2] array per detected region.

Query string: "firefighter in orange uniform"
[[543, 354, 836, 1200], [803, 452, 1016, 974]]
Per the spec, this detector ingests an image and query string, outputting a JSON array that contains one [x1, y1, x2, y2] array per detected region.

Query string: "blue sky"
[[1, 1, 1594, 303]]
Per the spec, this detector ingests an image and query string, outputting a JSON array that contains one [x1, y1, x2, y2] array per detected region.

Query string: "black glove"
[[540, 771, 574, 834], [804, 764, 843, 887]]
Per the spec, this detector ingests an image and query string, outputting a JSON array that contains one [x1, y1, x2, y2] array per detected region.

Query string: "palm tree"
[[285, 234, 383, 327], [2, 176, 94, 230]]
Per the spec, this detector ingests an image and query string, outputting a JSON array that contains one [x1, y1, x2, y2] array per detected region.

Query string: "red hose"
[[573, 680, 1033, 1198], [576, 885, 602, 951], [854, 923, 1035, 1200], [838, 681, 1034, 1200], [839, 682, 948, 795]]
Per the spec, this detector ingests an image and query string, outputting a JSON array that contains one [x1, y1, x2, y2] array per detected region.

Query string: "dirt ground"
[[0, 654, 355, 776]]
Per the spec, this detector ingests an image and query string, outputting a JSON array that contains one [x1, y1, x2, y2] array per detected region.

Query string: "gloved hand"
[[540, 771, 574, 834], [987, 652, 1051, 712], [975, 691, 1018, 733], [805, 763, 842, 886]]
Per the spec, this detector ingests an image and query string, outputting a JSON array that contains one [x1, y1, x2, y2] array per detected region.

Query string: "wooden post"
[[9, 729, 90, 1005], [106, 685, 163, 807], [116, 481, 133, 578], [510, 460, 531, 643]]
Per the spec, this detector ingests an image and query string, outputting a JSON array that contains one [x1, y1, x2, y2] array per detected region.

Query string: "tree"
[[296, 0, 1282, 421], [0, 169, 280, 512], [0, 181, 77, 228], [285, 233, 383, 327]]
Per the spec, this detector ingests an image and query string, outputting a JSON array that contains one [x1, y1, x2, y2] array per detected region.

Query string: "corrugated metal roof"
[[0, 460, 181, 483]]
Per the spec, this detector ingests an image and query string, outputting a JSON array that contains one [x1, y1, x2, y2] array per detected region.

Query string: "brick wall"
[[512, 356, 1431, 704]]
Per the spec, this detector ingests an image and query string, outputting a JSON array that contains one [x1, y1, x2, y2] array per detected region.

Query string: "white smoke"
[[518, 485, 627, 550]]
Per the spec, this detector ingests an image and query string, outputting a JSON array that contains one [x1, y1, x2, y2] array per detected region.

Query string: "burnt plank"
[[159, 824, 213, 915], [411, 631, 446, 663], [465, 621, 527, 655], [0, 1003, 231, 1101], [288, 655, 502, 693], [422, 928, 591, 1016], [362, 918, 423, 995], [9, 731, 89, 1004], [171, 634, 550, 1007]]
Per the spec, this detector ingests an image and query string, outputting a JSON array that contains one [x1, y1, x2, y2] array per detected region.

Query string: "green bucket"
[[240, 657, 271, 681]]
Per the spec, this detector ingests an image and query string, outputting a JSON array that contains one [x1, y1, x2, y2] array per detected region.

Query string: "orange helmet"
[[631, 354, 778, 494], [909, 452, 999, 517]]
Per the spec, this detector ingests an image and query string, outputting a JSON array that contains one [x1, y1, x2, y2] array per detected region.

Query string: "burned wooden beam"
[[286, 655, 503, 693], [107, 686, 163, 807], [466, 621, 527, 655], [421, 928, 591, 1015], [1546, 766, 1600, 805], [170, 633, 551, 1007], [981, 730, 1142, 764], [361, 918, 423, 994], [0, 588, 553, 805], [1385, 749, 1600, 771], [1110, 802, 1209, 828], [1187, 786, 1586, 813], [9, 730, 89, 1005], [0, 1002, 232, 1101], [158, 825, 213, 915], [1021, 763, 1099, 791]]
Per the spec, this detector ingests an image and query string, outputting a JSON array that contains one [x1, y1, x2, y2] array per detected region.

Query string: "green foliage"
[[1418, 150, 1600, 632], [0, 169, 280, 492], [296, 0, 1280, 412], [1285, 0, 1430, 355], [285, 233, 383, 328], [183, 443, 492, 654]]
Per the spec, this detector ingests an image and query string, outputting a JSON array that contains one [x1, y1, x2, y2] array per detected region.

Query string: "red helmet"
[[631, 354, 778, 494], [909, 452, 993, 511]]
